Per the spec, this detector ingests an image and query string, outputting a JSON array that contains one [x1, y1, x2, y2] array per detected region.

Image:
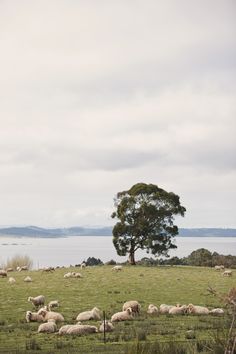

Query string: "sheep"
[[8, 277, 16, 284], [169, 305, 188, 315], [122, 300, 141, 315], [16, 266, 21, 271], [147, 304, 159, 315], [223, 270, 232, 277], [0, 270, 7, 277], [37, 309, 64, 322], [28, 295, 45, 308], [66, 324, 98, 335], [187, 304, 209, 315], [24, 276, 32, 282], [63, 272, 72, 278], [112, 265, 122, 271], [99, 320, 114, 333], [209, 308, 224, 315], [80, 262, 86, 269], [38, 319, 57, 333], [25, 311, 44, 323], [76, 307, 101, 321], [111, 307, 133, 322], [48, 300, 59, 311], [58, 324, 76, 335], [73, 272, 83, 278], [159, 304, 175, 314], [21, 265, 28, 271], [42, 267, 55, 273], [6, 267, 13, 272], [215, 265, 224, 271]]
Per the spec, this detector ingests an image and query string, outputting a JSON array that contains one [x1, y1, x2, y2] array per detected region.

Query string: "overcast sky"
[[0, 0, 235, 228]]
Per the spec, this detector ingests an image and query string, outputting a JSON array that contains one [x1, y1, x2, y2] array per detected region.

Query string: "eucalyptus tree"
[[111, 183, 186, 265]]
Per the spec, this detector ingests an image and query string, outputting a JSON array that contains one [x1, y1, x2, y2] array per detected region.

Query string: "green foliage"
[[85, 257, 103, 266], [112, 183, 186, 264]]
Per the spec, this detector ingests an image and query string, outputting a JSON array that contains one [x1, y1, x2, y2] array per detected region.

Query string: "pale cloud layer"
[[0, 0, 235, 228]]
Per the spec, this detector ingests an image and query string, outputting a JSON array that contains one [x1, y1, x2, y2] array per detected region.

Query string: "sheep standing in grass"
[[66, 324, 98, 335], [48, 300, 59, 311], [187, 304, 209, 315], [38, 319, 57, 333], [169, 305, 188, 315], [0, 270, 7, 277], [111, 307, 133, 322], [25, 311, 44, 323], [76, 307, 101, 321], [28, 295, 45, 308], [99, 320, 114, 333], [8, 277, 16, 284], [80, 262, 86, 269], [122, 300, 141, 315], [147, 304, 159, 315], [159, 304, 175, 314], [37, 308, 64, 322], [112, 265, 122, 271]]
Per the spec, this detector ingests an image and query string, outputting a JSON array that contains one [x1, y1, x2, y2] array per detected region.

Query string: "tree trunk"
[[128, 251, 136, 265]]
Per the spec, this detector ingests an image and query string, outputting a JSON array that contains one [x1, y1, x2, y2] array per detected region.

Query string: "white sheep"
[[80, 262, 86, 269], [111, 307, 133, 322], [63, 272, 72, 278], [24, 276, 32, 282], [187, 304, 209, 315], [66, 324, 98, 335], [28, 295, 45, 308], [209, 308, 224, 315], [8, 277, 16, 284], [58, 324, 77, 335], [37, 309, 64, 322], [38, 319, 57, 333], [112, 265, 122, 271], [147, 304, 159, 315], [0, 270, 7, 277], [215, 265, 224, 271], [6, 267, 13, 272], [159, 304, 175, 314], [73, 272, 83, 278], [48, 300, 59, 311], [223, 270, 232, 277], [76, 307, 101, 321], [99, 320, 114, 333], [169, 305, 188, 315], [21, 265, 28, 271], [25, 311, 44, 323], [122, 300, 141, 315]]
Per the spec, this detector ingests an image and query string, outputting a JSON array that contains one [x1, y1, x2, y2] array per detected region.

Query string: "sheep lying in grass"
[[6, 268, 13, 272], [38, 319, 57, 333], [63, 272, 72, 278], [209, 308, 224, 315], [0, 270, 7, 277], [58, 324, 77, 335], [159, 304, 175, 314], [169, 305, 188, 315], [25, 311, 44, 323], [111, 307, 133, 322], [37, 308, 64, 322], [28, 295, 45, 308], [122, 300, 141, 315], [76, 307, 101, 321], [187, 304, 209, 315], [73, 272, 83, 278], [99, 320, 114, 333], [24, 276, 32, 282], [223, 270, 232, 277], [8, 277, 16, 284], [66, 324, 98, 335], [147, 304, 159, 315], [48, 300, 59, 311]]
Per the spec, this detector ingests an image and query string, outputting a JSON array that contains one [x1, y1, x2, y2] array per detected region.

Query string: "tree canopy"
[[111, 182, 186, 265]]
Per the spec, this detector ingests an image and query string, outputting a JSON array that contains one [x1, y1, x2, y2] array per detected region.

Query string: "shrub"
[[85, 257, 103, 266], [4, 254, 33, 270]]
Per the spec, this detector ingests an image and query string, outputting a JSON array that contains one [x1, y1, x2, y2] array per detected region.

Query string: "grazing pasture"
[[0, 265, 234, 353]]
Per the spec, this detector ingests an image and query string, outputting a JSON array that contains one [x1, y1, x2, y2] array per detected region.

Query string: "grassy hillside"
[[0, 265, 234, 353]]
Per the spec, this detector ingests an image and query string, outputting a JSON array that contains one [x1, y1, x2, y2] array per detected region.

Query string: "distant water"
[[0, 236, 235, 269]]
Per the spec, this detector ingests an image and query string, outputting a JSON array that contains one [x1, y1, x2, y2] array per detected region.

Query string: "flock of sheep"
[[0, 262, 231, 337]]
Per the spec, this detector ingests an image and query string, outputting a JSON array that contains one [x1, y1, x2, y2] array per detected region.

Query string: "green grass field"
[[0, 265, 234, 354]]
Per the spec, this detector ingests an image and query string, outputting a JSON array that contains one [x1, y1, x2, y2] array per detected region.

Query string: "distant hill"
[[0, 226, 235, 238]]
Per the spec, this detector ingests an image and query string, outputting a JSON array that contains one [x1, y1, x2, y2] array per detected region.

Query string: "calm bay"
[[0, 236, 235, 269]]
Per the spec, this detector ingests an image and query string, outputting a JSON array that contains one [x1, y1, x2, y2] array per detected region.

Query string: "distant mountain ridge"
[[0, 226, 235, 238]]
